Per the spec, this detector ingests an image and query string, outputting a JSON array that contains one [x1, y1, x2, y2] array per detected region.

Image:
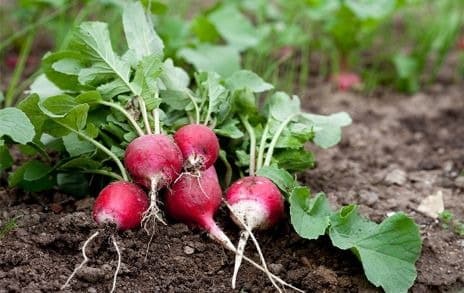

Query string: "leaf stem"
[[4, 32, 34, 107], [219, 151, 232, 187], [153, 109, 161, 135], [137, 96, 151, 135], [57, 122, 128, 181], [99, 101, 144, 137], [263, 115, 298, 167], [240, 116, 256, 176], [81, 169, 124, 181], [186, 91, 200, 124], [256, 121, 269, 171]]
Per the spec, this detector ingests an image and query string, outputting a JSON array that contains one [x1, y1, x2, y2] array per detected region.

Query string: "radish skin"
[[124, 134, 183, 228], [225, 176, 285, 289], [174, 124, 219, 171], [63, 181, 149, 292], [165, 169, 302, 292]]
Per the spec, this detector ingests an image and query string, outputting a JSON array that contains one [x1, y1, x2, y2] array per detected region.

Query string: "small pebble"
[[454, 176, 464, 188], [385, 169, 407, 186], [183, 246, 194, 255], [443, 161, 454, 172], [359, 190, 379, 206], [88, 288, 97, 293], [269, 263, 284, 275]]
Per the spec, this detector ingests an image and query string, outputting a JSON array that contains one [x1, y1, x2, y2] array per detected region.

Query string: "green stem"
[[256, 122, 269, 171], [263, 115, 298, 167], [219, 151, 232, 187], [203, 106, 212, 127], [99, 101, 144, 137], [82, 169, 124, 181], [10, 70, 41, 105], [186, 91, 200, 124], [57, 122, 128, 181], [153, 109, 161, 135], [138, 96, 151, 135], [4, 32, 34, 107], [240, 116, 256, 176], [58, 1, 96, 50]]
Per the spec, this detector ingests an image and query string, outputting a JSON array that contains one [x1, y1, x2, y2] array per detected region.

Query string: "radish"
[[174, 124, 220, 171], [225, 176, 284, 289], [332, 72, 362, 91], [62, 181, 149, 293], [165, 167, 302, 292], [124, 134, 183, 228]]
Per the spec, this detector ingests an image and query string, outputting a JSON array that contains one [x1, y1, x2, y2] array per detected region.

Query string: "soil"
[[1, 83, 464, 292]]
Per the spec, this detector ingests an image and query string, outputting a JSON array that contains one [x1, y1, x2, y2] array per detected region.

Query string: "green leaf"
[[0, 91, 4, 103], [56, 173, 89, 197], [178, 45, 240, 77], [256, 166, 296, 198], [274, 149, 315, 172], [0, 140, 13, 172], [123, 1, 164, 61], [39, 94, 78, 117], [191, 15, 221, 43], [0, 108, 35, 144], [18, 94, 46, 136], [225, 70, 273, 93], [267, 92, 301, 122], [290, 188, 332, 240], [28, 74, 62, 98], [72, 21, 133, 94], [345, 0, 396, 20], [9, 160, 54, 192], [313, 124, 342, 149], [75, 90, 102, 105], [59, 157, 101, 170], [231, 89, 259, 117], [62, 133, 96, 157], [159, 59, 190, 90], [131, 54, 163, 110], [43, 104, 89, 137], [215, 118, 244, 139], [208, 4, 261, 51], [329, 206, 422, 293], [42, 51, 87, 91], [23, 160, 53, 181], [160, 90, 190, 110]]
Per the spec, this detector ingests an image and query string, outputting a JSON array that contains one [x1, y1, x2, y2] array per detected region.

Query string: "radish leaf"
[[329, 206, 422, 293], [0, 108, 35, 144], [290, 188, 332, 240]]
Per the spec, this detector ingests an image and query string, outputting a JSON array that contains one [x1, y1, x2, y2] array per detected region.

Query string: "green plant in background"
[[0, 0, 123, 108], [439, 210, 464, 237], [392, 0, 464, 93]]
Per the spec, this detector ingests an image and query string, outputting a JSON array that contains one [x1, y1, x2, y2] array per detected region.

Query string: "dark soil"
[[1, 83, 464, 292]]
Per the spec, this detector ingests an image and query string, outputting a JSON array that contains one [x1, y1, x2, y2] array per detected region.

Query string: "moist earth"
[[1, 84, 464, 292]]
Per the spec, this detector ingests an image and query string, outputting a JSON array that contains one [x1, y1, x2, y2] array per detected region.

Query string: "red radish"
[[124, 134, 183, 228], [93, 181, 149, 230], [63, 181, 149, 293], [165, 168, 300, 291], [331, 72, 362, 91], [225, 176, 284, 290], [174, 124, 220, 171], [165, 166, 232, 248]]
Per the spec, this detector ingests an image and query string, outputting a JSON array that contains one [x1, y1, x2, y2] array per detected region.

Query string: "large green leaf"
[[256, 166, 296, 198], [123, 1, 164, 61], [178, 45, 240, 77], [225, 70, 273, 93], [208, 4, 262, 51], [0, 108, 35, 144], [329, 206, 422, 293]]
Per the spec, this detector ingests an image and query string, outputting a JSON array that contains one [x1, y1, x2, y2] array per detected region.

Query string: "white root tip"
[[231, 231, 249, 289], [110, 235, 122, 293], [141, 178, 166, 235], [61, 231, 99, 290]]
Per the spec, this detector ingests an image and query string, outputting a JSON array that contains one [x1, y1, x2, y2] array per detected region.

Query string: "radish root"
[[141, 177, 166, 234], [110, 235, 121, 293], [61, 231, 100, 290], [224, 201, 282, 292], [207, 220, 304, 293]]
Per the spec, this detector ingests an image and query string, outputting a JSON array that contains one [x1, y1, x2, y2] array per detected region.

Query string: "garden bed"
[[1, 83, 463, 292]]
